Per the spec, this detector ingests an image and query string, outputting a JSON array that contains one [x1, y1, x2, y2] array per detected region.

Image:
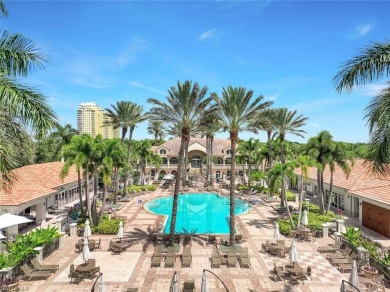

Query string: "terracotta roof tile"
[[0, 162, 79, 206]]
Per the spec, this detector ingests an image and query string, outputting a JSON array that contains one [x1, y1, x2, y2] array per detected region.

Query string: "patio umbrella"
[[0, 213, 32, 229], [301, 210, 309, 228], [98, 273, 106, 292], [82, 238, 90, 263], [349, 260, 359, 289], [289, 239, 299, 266], [201, 270, 208, 292], [274, 223, 280, 241], [117, 221, 124, 242], [84, 219, 91, 238], [170, 271, 179, 292]]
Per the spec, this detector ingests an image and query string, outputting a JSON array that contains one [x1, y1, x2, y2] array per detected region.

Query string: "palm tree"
[[148, 80, 216, 245], [306, 130, 334, 213], [214, 86, 272, 245], [0, 6, 58, 190], [147, 120, 165, 146], [238, 138, 261, 187], [50, 124, 77, 161], [147, 153, 163, 181], [325, 143, 353, 214], [333, 41, 390, 174], [135, 139, 153, 185], [273, 108, 308, 209], [295, 155, 314, 228]]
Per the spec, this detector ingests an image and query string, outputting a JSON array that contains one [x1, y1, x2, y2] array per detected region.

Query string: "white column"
[[69, 223, 78, 237], [59, 232, 65, 249], [36, 203, 46, 224], [295, 194, 300, 203], [56, 218, 62, 231], [34, 246, 44, 263], [334, 232, 342, 243], [322, 223, 329, 238], [336, 219, 344, 233]]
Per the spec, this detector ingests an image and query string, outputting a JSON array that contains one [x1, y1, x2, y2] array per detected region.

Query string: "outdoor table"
[[113, 242, 128, 251], [285, 264, 304, 276], [76, 262, 94, 273]]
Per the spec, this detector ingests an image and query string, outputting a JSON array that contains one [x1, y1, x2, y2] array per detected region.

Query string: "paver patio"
[[17, 188, 388, 292]]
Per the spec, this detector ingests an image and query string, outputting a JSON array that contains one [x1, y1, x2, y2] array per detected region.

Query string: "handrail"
[[340, 280, 360, 292], [203, 269, 229, 291]]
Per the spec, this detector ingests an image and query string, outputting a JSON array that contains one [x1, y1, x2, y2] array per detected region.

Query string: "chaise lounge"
[[21, 264, 51, 281], [31, 258, 59, 273]]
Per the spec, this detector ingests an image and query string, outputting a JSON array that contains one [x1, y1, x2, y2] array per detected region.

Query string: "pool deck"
[[17, 187, 390, 292]]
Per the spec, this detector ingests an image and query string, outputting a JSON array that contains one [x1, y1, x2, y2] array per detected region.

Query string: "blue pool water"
[[145, 193, 251, 234]]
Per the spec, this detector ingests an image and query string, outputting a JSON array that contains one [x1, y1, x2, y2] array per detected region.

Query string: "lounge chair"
[[75, 242, 82, 253], [108, 240, 113, 251], [182, 255, 192, 267], [153, 245, 163, 257], [272, 263, 285, 282], [151, 255, 162, 267], [31, 258, 59, 272], [21, 264, 51, 281], [165, 255, 175, 268], [318, 245, 335, 253], [340, 247, 352, 257], [173, 234, 181, 244], [207, 235, 217, 245], [227, 255, 237, 267], [234, 234, 243, 244], [167, 246, 176, 255], [327, 253, 346, 259], [112, 245, 122, 255], [212, 246, 221, 258], [123, 288, 139, 292], [94, 238, 101, 249], [240, 256, 250, 268], [183, 280, 195, 292], [183, 246, 191, 257], [183, 235, 192, 246], [211, 256, 222, 268]]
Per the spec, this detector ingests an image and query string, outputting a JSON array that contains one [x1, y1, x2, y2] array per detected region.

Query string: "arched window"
[[226, 149, 231, 155], [215, 171, 221, 179], [171, 171, 177, 176], [159, 149, 166, 155], [191, 155, 201, 168], [160, 170, 166, 176], [225, 158, 231, 165], [162, 157, 168, 165], [169, 157, 178, 165], [215, 158, 223, 165]]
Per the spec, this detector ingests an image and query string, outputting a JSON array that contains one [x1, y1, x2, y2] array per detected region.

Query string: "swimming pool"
[[145, 193, 251, 234]]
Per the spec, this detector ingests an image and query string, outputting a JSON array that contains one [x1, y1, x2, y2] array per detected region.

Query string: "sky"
[[3, 0, 390, 143]]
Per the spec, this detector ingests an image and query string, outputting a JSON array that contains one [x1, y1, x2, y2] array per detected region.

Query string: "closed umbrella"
[[84, 219, 92, 238], [349, 260, 359, 289], [170, 271, 179, 292], [82, 238, 90, 263], [201, 270, 208, 292], [289, 239, 299, 266], [117, 221, 124, 242], [98, 273, 106, 292], [0, 213, 32, 229], [301, 210, 309, 228], [274, 223, 280, 241]]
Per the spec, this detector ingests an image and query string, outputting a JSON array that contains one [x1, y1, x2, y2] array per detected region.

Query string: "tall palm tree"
[[334, 41, 390, 174], [0, 5, 57, 190], [147, 152, 163, 180], [50, 124, 77, 161], [147, 120, 165, 146], [135, 139, 153, 185], [306, 130, 334, 213], [238, 138, 260, 187], [214, 86, 272, 245], [273, 108, 307, 209], [148, 80, 216, 245]]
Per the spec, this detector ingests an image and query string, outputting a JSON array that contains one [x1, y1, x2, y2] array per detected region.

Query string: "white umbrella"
[[274, 223, 280, 241], [301, 210, 309, 228], [349, 260, 359, 289], [163, 174, 175, 180], [0, 213, 32, 229], [170, 272, 179, 292], [289, 239, 299, 266], [117, 221, 124, 242], [98, 273, 106, 292], [84, 219, 91, 238], [201, 270, 208, 292], [82, 238, 90, 263]]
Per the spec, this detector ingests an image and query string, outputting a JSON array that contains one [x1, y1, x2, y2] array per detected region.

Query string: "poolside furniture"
[[239, 248, 250, 268], [87, 266, 100, 279], [338, 264, 352, 273], [318, 245, 335, 253], [272, 263, 285, 282], [211, 256, 222, 268], [31, 258, 59, 272], [326, 253, 346, 259], [94, 238, 101, 249], [75, 242, 82, 253], [123, 288, 139, 292], [165, 255, 175, 268], [227, 255, 237, 267], [183, 235, 192, 246], [151, 256, 162, 267], [221, 235, 229, 245], [261, 240, 271, 253], [340, 247, 352, 257], [112, 244, 123, 255], [167, 246, 176, 255], [68, 263, 83, 284], [207, 235, 217, 245], [182, 254, 192, 267], [234, 234, 243, 244], [269, 245, 285, 257], [173, 234, 181, 244], [153, 245, 163, 258], [183, 280, 195, 292], [21, 264, 51, 281]]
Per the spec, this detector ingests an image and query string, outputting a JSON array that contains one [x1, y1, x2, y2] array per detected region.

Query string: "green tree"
[[238, 138, 261, 187], [334, 41, 390, 174], [0, 4, 57, 190], [50, 124, 78, 160], [214, 86, 272, 245], [147, 120, 165, 146], [148, 80, 216, 245], [135, 139, 153, 185]]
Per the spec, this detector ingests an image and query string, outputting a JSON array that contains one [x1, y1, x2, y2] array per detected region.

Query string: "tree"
[[135, 139, 153, 185], [334, 41, 390, 174], [147, 120, 165, 146], [50, 124, 77, 160], [148, 80, 215, 245], [214, 86, 272, 245], [273, 108, 307, 210], [0, 4, 57, 190], [237, 138, 261, 187]]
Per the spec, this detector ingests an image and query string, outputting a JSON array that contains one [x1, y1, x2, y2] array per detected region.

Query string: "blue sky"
[[3, 1, 390, 143]]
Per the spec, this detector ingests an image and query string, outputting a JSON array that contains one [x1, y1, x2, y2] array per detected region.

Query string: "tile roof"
[[0, 162, 79, 206], [156, 137, 231, 156], [295, 159, 390, 205]]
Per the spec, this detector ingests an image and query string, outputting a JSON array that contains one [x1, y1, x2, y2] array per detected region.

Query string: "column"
[[69, 223, 78, 237], [59, 232, 65, 249], [336, 219, 344, 233], [34, 246, 44, 263], [322, 223, 329, 238], [56, 218, 62, 232], [35, 203, 46, 224], [295, 194, 300, 203], [357, 246, 369, 262], [334, 232, 342, 244]]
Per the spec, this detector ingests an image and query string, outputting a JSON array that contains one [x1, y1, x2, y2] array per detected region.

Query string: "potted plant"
[[361, 266, 378, 279]]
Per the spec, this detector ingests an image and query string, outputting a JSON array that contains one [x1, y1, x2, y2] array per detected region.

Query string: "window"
[[227, 171, 231, 179], [215, 158, 223, 165], [169, 157, 178, 165], [238, 171, 244, 177], [159, 149, 166, 155], [215, 171, 221, 179], [191, 155, 201, 168], [226, 149, 231, 155], [162, 157, 168, 165], [225, 158, 231, 165]]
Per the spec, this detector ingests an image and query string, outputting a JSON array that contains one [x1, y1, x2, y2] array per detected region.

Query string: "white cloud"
[[265, 93, 279, 101], [116, 37, 150, 66], [198, 28, 218, 41], [311, 123, 320, 128], [355, 83, 388, 97], [128, 81, 165, 95], [291, 97, 345, 112], [350, 23, 374, 39]]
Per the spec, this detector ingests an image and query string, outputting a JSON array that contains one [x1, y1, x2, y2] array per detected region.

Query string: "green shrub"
[[238, 185, 249, 191], [286, 191, 295, 201], [127, 185, 143, 193], [146, 185, 157, 191], [278, 220, 292, 236], [96, 219, 124, 234]]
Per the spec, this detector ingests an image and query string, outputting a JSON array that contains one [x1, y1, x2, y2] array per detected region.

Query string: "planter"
[[0, 280, 19, 291], [361, 266, 378, 279]]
